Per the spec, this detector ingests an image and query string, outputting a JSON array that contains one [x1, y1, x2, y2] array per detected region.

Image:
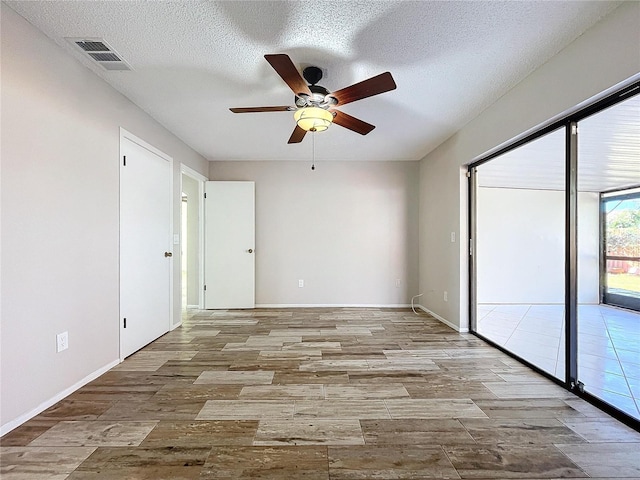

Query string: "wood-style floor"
[[2, 308, 640, 479]]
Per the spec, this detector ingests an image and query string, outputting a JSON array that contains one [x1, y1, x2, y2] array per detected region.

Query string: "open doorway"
[[180, 165, 207, 314], [181, 192, 189, 311]]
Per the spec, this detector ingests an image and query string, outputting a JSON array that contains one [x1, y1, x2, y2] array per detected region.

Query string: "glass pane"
[[474, 127, 565, 380], [607, 260, 640, 296], [577, 93, 640, 421]]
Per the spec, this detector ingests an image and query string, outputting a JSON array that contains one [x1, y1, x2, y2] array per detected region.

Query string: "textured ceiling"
[[5, 0, 622, 162]]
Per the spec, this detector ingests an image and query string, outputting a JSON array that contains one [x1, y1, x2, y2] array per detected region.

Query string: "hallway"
[[2, 308, 640, 478]]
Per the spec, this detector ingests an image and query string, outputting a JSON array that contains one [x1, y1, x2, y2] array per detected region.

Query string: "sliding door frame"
[[468, 167, 478, 334], [565, 121, 578, 390]]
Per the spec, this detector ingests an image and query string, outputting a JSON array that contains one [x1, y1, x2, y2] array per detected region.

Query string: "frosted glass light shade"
[[294, 107, 333, 132]]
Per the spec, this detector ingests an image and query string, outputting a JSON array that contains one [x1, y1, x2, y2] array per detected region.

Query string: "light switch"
[[173, 234, 180, 245]]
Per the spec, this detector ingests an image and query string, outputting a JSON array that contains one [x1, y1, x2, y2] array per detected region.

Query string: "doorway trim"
[[180, 164, 208, 309], [119, 127, 174, 361]]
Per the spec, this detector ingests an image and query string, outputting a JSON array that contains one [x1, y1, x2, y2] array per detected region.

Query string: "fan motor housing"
[[302, 66, 323, 85], [295, 84, 336, 108]]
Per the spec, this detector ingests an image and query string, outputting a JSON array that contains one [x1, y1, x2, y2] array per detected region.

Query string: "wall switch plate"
[[450, 232, 456, 243], [395, 279, 401, 288], [298, 279, 304, 288], [443, 291, 448, 302], [173, 234, 180, 244], [56, 331, 69, 352]]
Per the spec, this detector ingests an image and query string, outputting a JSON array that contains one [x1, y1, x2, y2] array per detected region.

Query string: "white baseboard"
[[0, 358, 120, 436], [416, 304, 469, 333], [255, 304, 412, 309]]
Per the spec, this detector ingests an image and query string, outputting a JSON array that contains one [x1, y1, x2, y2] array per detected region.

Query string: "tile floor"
[[2, 307, 640, 479], [477, 303, 640, 420]]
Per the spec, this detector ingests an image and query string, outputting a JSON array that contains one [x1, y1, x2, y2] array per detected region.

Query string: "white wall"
[[477, 188, 599, 304], [209, 161, 420, 306], [418, 1, 640, 329], [0, 4, 208, 433]]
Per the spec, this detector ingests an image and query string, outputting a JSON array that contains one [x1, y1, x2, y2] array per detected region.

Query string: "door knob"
[[248, 249, 253, 253], [164, 252, 173, 257]]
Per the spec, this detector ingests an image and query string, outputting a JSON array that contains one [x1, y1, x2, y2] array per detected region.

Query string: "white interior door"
[[205, 181, 255, 309], [120, 134, 172, 358]]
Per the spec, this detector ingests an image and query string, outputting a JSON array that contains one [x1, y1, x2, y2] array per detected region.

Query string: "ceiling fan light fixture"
[[294, 107, 333, 132]]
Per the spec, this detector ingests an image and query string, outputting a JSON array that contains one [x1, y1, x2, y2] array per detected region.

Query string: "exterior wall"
[[476, 188, 600, 304]]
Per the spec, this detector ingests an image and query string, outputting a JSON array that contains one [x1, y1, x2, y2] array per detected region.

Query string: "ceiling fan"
[[230, 54, 397, 144]]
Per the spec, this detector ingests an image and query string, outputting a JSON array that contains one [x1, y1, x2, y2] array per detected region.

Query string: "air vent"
[[66, 37, 132, 71], [88, 52, 121, 62], [75, 41, 109, 52]]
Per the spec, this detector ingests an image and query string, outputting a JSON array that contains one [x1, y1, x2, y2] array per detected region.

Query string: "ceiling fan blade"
[[229, 106, 291, 113], [264, 54, 312, 97], [330, 72, 396, 106], [288, 125, 307, 144], [332, 110, 375, 135]]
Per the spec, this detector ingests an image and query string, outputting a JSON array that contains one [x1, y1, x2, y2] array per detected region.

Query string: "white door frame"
[[119, 127, 173, 361], [180, 164, 208, 309]]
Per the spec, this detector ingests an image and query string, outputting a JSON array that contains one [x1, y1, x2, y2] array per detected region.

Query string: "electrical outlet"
[[298, 279, 304, 288], [56, 331, 69, 352], [450, 232, 456, 243], [395, 279, 401, 288], [443, 291, 448, 302]]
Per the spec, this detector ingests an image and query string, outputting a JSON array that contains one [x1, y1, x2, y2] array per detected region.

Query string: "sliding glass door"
[[470, 81, 640, 425], [576, 94, 640, 420], [472, 128, 566, 380]]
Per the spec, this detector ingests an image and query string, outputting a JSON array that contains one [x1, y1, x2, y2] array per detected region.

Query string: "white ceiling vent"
[[66, 38, 132, 71]]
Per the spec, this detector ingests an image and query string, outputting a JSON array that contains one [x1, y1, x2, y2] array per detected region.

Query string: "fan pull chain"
[[311, 132, 315, 171]]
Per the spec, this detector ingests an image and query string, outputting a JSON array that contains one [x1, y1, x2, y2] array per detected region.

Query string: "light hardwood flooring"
[[2, 307, 640, 479]]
